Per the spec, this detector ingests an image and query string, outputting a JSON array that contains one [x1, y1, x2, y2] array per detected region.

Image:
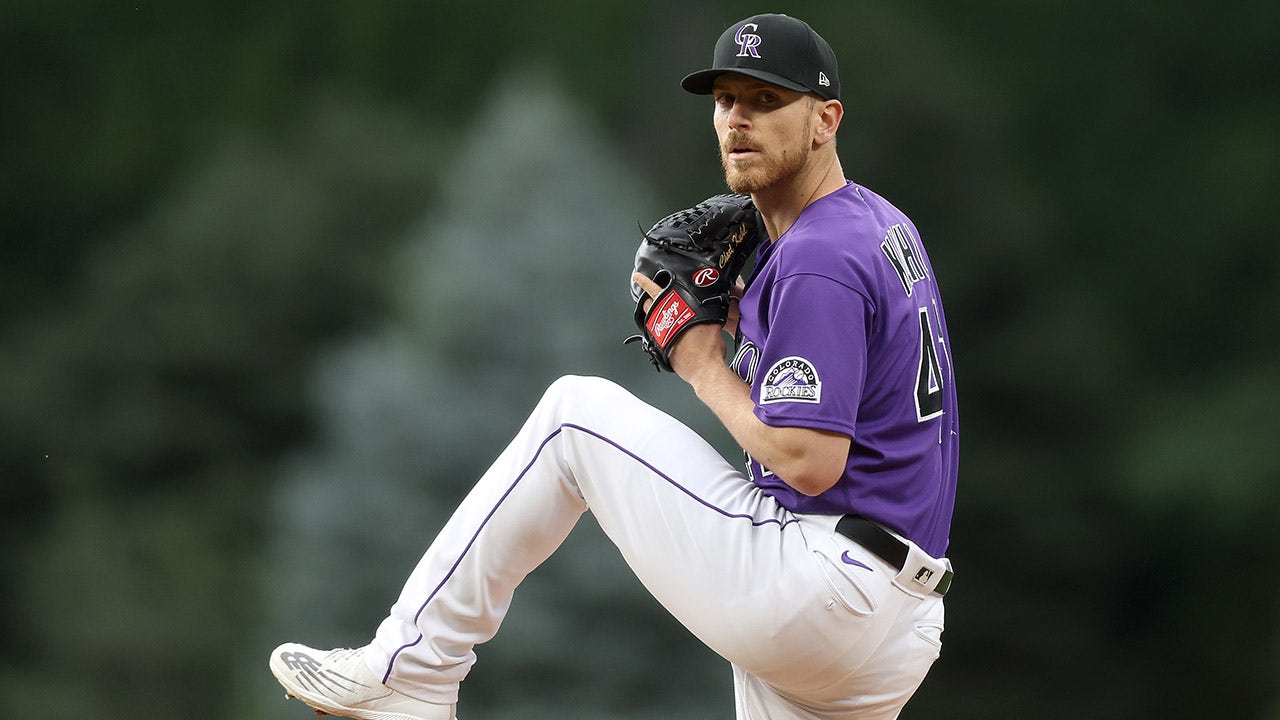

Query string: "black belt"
[[835, 515, 953, 596]]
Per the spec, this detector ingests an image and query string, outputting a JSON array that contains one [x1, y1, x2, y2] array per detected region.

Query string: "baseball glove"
[[626, 193, 763, 372]]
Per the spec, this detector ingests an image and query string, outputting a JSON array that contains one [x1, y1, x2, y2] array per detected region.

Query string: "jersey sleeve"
[[751, 270, 872, 438]]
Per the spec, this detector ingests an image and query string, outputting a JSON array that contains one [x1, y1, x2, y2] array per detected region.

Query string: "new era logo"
[[818, 71, 830, 87]]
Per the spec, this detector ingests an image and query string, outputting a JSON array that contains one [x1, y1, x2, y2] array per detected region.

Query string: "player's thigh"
[[547, 376, 807, 635]]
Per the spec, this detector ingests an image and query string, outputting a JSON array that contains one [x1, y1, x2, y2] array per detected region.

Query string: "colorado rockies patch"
[[760, 356, 822, 404]]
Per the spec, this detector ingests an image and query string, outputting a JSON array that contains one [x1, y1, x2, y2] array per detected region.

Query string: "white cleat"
[[269, 643, 455, 720]]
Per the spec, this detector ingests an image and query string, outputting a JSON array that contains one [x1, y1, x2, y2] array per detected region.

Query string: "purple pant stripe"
[[381, 421, 797, 683]]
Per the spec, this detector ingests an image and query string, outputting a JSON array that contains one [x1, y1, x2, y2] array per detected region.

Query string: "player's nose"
[[725, 101, 753, 129]]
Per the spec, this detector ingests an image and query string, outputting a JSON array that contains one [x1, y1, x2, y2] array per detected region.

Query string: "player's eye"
[[714, 94, 734, 110]]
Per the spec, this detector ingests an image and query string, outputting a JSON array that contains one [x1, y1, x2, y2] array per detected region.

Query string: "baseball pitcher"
[[270, 13, 958, 720]]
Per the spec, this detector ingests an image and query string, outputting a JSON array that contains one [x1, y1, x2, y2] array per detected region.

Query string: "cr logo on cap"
[[734, 23, 762, 58]]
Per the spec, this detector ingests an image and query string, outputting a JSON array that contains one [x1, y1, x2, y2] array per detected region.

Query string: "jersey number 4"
[[915, 307, 945, 422]]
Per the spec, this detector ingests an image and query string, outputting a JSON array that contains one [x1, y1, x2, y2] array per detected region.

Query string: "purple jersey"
[[732, 182, 958, 557]]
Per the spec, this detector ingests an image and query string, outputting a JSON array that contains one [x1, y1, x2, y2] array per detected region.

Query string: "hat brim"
[[680, 67, 814, 96]]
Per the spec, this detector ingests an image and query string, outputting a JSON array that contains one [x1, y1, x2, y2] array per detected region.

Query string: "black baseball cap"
[[681, 14, 840, 101]]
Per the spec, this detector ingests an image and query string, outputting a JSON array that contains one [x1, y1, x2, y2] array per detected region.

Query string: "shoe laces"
[[325, 647, 363, 663]]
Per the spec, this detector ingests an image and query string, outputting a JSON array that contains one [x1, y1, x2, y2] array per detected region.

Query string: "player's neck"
[[753, 152, 845, 241]]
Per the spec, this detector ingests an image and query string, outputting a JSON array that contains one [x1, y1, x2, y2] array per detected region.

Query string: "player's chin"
[[721, 158, 780, 195], [722, 168, 766, 195]]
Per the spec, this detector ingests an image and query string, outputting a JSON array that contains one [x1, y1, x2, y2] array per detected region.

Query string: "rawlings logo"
[[646, 293, 695, 348], [692, 267, 720, 287]]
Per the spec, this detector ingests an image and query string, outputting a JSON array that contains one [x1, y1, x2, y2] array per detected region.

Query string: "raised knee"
[[540, 375, 636, 421], [535, 371, 619, 422], [544, 374, 618, 400]]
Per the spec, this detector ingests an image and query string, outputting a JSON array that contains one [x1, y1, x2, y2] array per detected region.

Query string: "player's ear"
[[813, 99, 842, 146]]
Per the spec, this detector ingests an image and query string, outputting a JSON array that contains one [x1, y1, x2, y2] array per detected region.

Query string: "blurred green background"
[[2, 1, 1277, 718]]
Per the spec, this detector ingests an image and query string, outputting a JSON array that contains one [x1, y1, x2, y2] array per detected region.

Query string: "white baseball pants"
[[363, 375, 946, 719]]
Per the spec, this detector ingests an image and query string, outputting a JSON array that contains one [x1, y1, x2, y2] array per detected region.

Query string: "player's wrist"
[[682, 350, 740, 400], [668, 325, 725, 381]]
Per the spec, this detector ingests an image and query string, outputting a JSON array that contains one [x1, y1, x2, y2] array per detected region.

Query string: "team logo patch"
[[760, 356, 821, 404]]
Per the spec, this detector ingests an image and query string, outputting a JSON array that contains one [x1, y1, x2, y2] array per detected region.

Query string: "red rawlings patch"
[[646, 292, 696, 349], [692, 267, 720, 287]]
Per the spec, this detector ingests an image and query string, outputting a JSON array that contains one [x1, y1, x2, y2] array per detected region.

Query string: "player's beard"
[[720, 124, 813, 195]]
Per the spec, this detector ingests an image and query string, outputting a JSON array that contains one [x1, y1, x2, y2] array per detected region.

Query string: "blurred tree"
[[0, 95, 444, 719]]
